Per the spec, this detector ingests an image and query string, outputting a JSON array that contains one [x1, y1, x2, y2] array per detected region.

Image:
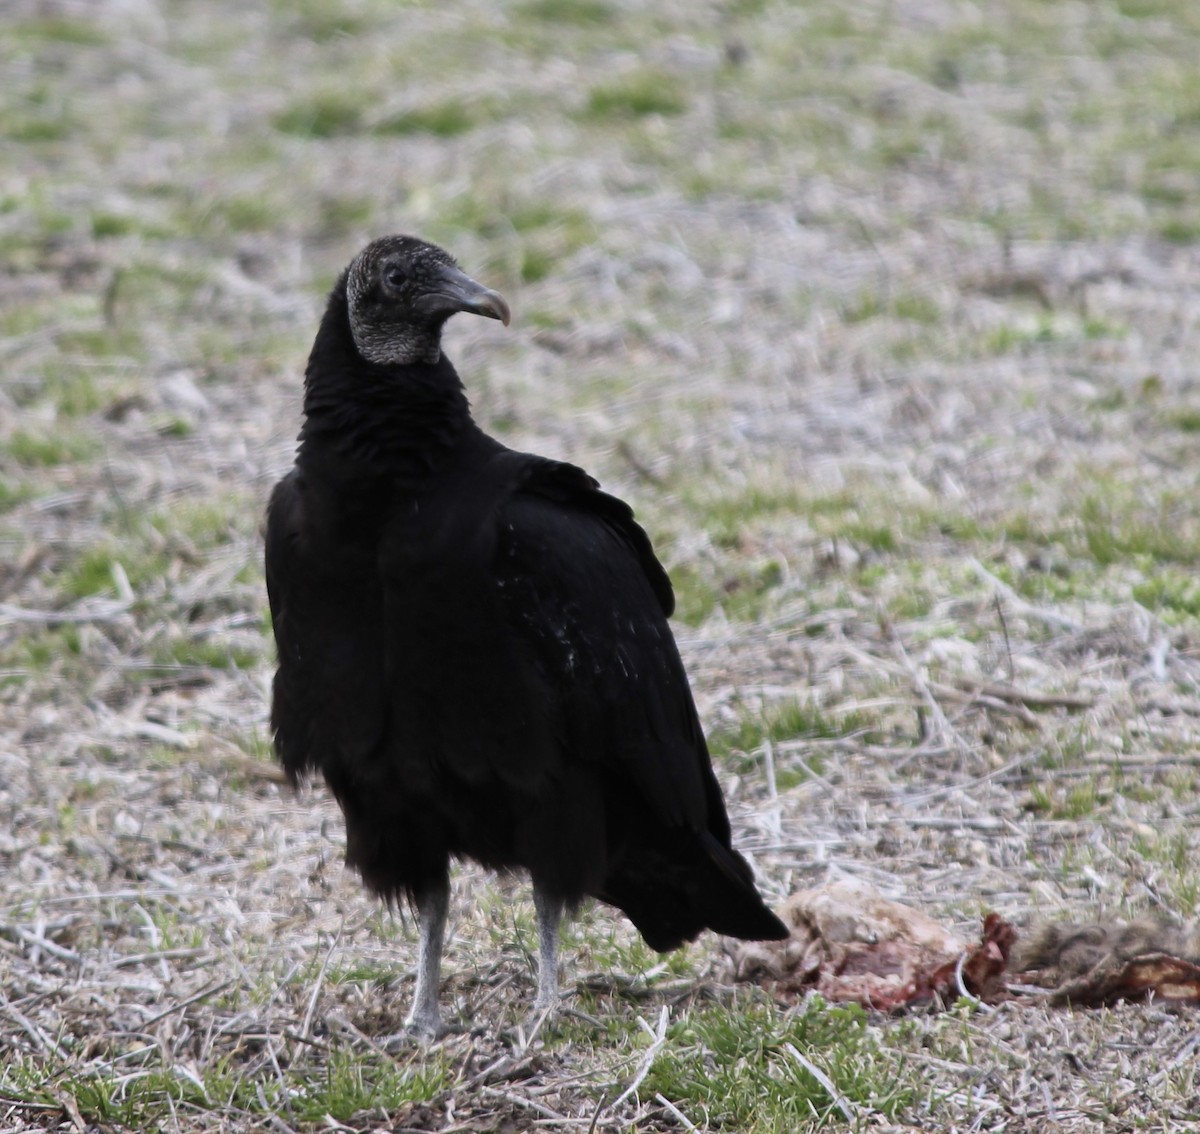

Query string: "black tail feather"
[[600, 833, 787, 952]]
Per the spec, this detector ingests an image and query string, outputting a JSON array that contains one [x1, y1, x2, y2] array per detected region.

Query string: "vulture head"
[[344, 235, 510, 367]]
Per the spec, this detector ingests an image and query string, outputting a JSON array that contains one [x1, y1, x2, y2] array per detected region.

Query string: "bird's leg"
[[404, 878, 449, 1040], [531, 883, 563, 1019]]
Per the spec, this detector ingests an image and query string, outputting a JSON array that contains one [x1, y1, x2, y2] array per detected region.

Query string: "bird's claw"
[[390, 1010, 456, 1048]]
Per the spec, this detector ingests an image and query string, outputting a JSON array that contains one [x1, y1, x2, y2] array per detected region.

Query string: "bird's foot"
[[530, 990, 559, 1021], [388, 1008, 453, 1048], [516, 992, 559, 1047]]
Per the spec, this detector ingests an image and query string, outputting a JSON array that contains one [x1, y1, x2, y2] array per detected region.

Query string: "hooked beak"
[[420, 263, 511, 327]]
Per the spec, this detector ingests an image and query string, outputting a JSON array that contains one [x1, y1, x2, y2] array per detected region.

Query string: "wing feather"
[[492, 459, 722, 837], [266, 470, 388, 783]]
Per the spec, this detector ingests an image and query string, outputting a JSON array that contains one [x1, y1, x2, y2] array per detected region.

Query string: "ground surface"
[[2, 0, 1200, 1130]]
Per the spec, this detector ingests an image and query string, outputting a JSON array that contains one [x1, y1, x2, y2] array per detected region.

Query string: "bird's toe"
[[394, 1011, 453, 1046]]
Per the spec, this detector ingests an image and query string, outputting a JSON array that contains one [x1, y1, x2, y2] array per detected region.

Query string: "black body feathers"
[[266, 236, 786, 955]]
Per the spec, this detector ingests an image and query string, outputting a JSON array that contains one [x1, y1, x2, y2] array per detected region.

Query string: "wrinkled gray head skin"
[[344, 235, 510, 367]]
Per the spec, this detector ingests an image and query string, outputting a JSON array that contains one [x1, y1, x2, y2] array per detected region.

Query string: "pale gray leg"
[[404, 878, 449, 1039], [531, 883, 563, 1018]]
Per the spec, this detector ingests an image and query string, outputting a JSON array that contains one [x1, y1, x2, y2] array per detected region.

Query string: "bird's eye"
[[384, 265, 407, 288]]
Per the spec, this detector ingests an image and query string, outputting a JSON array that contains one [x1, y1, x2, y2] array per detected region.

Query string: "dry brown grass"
[[3, 0, 1200, 1129]]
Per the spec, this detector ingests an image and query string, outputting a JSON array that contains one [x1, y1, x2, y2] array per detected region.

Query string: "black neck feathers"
[[299, 276, 471, 480]]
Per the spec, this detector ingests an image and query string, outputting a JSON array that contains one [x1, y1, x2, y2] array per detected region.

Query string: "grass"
[[425, 196, 597, 289], [272, 0, 384, 42], [710, 697, 869, 772], [1164, 406, 1200, 432], [645, 998, 916, 1130], [376, 99, 482, 138], [155, 634, 263, 670], [2, 1044, 449, 1130], [38, 368, 115, 418], [671, 557, 788, 625], [582, 72, 689, 121], [1076, 490, 1200, 567], [206, 192, 279, 233], [62, 546, 145, 599], [0, 476, 32, 513], [58, 495, 250, 601], [517, 0, 614, 24], [274, 92, 364, 138], [844, 289, 942, 326], [2, 625, 83, 674], [4, 0, 1200, 1131], [1132, 570, 1200, 619], [3, 428, 98, 467]]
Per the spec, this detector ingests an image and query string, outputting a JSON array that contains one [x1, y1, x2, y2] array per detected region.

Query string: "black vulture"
[[266, 235, 787, 1037]]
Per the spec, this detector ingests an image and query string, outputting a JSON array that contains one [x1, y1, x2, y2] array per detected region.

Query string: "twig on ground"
[[969, 559, 1084, 632], [516, 999, 555, 1052], [111, 947, 207, 969], [655, 1093, 697, 1130], [610, 1005, 670, 1109], [300, 926, 342, 1039], [54, 1089, 87, 1134], [138, 978, 236, 1030], [886, 624, 974, 762], [1, 999, 65, 1058], [478, 1086, 568, 1122], [950, 676, 1094, 712], [953, 951, 994, 1014], [6, 922, 83, 967], [0, 599, 133, 625], [933, 683, 1041, 728]]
